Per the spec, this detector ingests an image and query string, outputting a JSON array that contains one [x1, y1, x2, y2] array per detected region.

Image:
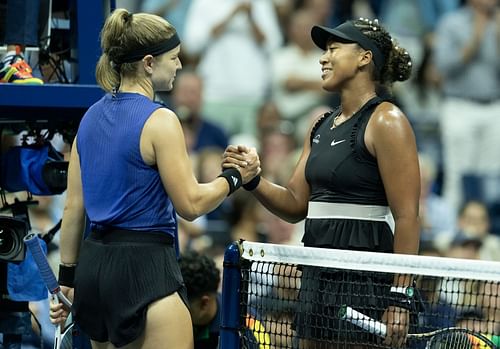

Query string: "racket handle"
[[52, 294, 62, 349], [57, 291, 72, 308], [24, 232, 60, 293], [339, 305, 387, 337]]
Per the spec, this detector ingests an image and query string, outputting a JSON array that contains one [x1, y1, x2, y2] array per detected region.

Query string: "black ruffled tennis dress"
[[303, 95, 393, 252], [295, 96, 401, 345]]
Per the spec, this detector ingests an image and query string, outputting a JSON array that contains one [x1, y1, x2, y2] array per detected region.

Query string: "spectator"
[[228, 190, 264, 245], [379, 0, 459, 39], [445, 231, 483, 260], [270, 8, 327, 128], [397, 35, 443, 167], [169, 71, 229, 154], [0, 0, 43, 84], [255, 100, 283, 139], [438, 200, 500, 261], [418, 152, 455, 245], [183, 0, 283, 136], [140, 0, 196, 66], [328, 0, 381, 26], [179, 251, 221, 349], [434, 0, 500, 213], [140, 0, 192, 40], [179, 250, 271, 349], [456, 200, 500, 261], [299, 0, 335, 27]]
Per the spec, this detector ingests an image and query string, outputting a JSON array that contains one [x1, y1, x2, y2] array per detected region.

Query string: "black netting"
[[236, 259, 500, 349]]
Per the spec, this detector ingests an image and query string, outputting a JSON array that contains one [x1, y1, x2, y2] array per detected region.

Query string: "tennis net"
[[219, 241, 500, 349]]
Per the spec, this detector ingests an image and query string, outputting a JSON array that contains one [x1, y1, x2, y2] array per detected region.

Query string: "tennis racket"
[[24, 232, 73, 349], [339, 305, 498, 348]]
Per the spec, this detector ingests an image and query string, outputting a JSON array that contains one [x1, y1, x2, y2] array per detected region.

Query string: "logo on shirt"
[[331, 139, 346, 147], [312, 135, 321, 144]]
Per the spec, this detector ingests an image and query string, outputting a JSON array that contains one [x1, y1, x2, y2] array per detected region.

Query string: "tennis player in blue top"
[[49, 8, 260, 349]]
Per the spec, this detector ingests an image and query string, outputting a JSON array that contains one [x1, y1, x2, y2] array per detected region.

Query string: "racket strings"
[[428, 331, 494, 349]]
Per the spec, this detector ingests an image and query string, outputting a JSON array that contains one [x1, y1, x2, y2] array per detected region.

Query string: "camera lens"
[[0, 227, 20, 257], [0, 217, 27, 262]]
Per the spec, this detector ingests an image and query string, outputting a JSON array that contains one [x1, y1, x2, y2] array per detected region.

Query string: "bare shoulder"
[[148, 107, 178, 125], [365, 102, 414, 154], [370, 102, 407, 126], [367, 101, 412, 135], [144, 107, 181, 134]]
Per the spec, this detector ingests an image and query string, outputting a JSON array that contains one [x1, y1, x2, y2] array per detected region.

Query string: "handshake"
[[220, 145, 262, 194]]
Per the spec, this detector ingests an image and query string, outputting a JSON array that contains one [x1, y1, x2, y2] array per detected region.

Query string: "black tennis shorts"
[[72, 229, 188, 347]]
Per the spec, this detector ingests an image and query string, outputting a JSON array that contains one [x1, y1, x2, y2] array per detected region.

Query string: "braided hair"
[[352, 18, 412, 86]]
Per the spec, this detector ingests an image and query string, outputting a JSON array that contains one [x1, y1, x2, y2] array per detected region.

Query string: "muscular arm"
[[59, 138, 86, 265], [368, 104, 420, 347], [366, 103, 420, 256], [252, 148, 310, 223], [143, 108, 258, 221], [227, 124, 315, 223]]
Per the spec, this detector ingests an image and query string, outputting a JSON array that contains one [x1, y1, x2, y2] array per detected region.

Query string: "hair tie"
[[124, 12, 133, 23]]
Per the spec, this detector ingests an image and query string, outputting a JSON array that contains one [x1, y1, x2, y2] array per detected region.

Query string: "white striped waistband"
[[307, 202, 395, 234]]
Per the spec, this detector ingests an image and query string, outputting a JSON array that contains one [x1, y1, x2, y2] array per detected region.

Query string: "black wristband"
[[243, 175, 260, 191], [58, 264, 76, 288], [388, 298, 413, 311], [218, 168, 242, 196], [388, 286, 414, 311]]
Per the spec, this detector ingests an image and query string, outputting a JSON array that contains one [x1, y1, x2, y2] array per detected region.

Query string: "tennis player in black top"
[[224, 18, 420, 348]]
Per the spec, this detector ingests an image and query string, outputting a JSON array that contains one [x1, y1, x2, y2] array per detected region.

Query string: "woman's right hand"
[[49, 286, 74, 326], [222, 145, 261, 184]]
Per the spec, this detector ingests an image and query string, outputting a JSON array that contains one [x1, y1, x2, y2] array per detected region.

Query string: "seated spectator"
[[168, 71, 229, 154], [445, 232, 483, 260], [0, 0, 43, 84], [179, 251, 221, 349], [418, 152, 455, 245], [179, 250, 271, 349], [457, 200, 500, 262]]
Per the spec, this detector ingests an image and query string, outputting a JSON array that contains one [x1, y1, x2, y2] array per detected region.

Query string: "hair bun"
[[391, 45, 412, 82]]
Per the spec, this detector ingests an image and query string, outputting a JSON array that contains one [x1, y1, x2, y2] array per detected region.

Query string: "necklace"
[[331, 110, 355, 129], [331, 94, 377, 129], [332, 113, 344, 128]]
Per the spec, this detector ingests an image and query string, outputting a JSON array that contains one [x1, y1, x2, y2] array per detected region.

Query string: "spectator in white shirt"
[[183, 0, 283, 137]]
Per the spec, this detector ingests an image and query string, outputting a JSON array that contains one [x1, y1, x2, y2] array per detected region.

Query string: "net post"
[[220, 241, 242, 349]]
